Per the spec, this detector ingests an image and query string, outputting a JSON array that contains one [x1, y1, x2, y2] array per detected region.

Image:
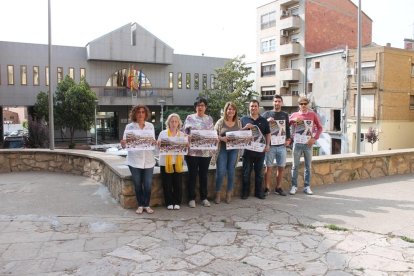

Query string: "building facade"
[[256, 0, 372, 110], [0, 23, 229, 142], [346, 45, 414, 152]]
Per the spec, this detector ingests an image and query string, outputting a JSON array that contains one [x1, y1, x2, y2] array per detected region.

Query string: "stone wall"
[[1, 148, 414, 209]]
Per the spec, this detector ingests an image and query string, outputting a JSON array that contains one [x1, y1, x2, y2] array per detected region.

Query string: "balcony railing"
[[279, 42, 300, 56], [279, 68, 300, 81], [92, 86, 173, 98], [279, 15, 301, 30]]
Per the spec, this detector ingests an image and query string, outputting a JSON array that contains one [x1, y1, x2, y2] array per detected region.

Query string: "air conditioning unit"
[[280, 30, 289, 37], [347, 68, 354, 76], [281, 10, 290, 17], [280, 81, 290, 88]]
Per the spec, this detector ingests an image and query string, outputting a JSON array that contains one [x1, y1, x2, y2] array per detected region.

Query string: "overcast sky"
[[1, 0, 413, 62]]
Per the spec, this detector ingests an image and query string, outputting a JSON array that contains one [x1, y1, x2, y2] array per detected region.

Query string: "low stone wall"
[[1, 148, 414, 209]]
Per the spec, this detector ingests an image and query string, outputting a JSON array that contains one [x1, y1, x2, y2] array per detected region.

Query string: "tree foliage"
[[365, 127, 379, 151], [34, 91, 50, 121], [55, 76, 97, 146], [200, 55, 257, 121]]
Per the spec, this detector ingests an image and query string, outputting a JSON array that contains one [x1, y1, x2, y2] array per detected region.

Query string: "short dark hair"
[[193, 97, 208, 108], [274, 95, 283, 101], [249, 99, 260, 106]]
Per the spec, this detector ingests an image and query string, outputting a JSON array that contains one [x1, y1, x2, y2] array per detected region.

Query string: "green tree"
[[200, 55, 257, 121], [33, 91, 50, 121], [55, 76, 97, 147]]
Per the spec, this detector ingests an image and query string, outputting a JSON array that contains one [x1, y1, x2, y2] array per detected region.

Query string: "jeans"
[[265, 145, 287, 167], [215, 147, 238, 192], [291, 143, 312, 188], [242, 155, 265, 197], [185, 155, 212, 201], [128, 166, 154, 207], [160, 166, 182, 206]]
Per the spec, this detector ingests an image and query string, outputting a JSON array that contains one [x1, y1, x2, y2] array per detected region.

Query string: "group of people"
[[120, 95, 323, 215]]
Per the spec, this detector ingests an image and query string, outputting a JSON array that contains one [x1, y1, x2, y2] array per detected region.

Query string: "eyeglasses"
[[299, 103, 308, 106]]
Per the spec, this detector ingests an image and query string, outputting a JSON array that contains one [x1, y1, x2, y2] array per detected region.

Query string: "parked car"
[[3, 136, 26, 149]]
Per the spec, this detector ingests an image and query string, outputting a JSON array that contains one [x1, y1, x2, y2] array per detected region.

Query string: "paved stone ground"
[[0, 172, 414, 275]]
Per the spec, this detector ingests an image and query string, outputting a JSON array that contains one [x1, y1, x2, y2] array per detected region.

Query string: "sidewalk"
[[0, 171, 413, 275]]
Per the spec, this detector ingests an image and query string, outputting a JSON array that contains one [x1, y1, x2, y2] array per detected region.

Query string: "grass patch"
[[401, 236, 414, 243], [356, 267, 364, 272], [298, 223, 316, 229], [324, 224, 348, 231]]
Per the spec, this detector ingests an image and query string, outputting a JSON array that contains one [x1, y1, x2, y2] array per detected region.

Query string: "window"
[[33, 66, 39, 86], [177, 73, 182, 89], [202, 74, 207, 90], [411, 64, 414, 77], [355, 61, 376, 82], [315, 61, 320, 69], [210, 74, 215, 89], [7, 65, 14, 85], [186, 73, 191, 89], [57, 67, 63, 83], [261, 11, 276, 29], [20, 65, 27, 85], [410, 95, 414, 110], [261, 37, 276, 53], [194, 73, 199, 90], [307, 83, 313, 93], [69, 67, 74, 79], [131, 23, 137, 46], [261, 61, 276, 77], [333, 109, 341, 131], [354, 94, 374, 117], [291, 59, 299, 69], [168, 72, 173, 88], [45, 66, 49, 86], [80, 68, 86, 79], [261, 86, 276, 101]]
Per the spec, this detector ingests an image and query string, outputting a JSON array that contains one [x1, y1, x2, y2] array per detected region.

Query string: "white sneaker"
[[174, 205, 180, 210], [303, 187, 313, 195], [289, 186, 297, 195], [202, 199, 211, 207], [167, 205, 174, 210], [189, 200, 196, 208]]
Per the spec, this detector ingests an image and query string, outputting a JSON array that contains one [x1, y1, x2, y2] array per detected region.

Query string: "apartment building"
[[0, 23, 228, 142], [256, 0, 372, 110], [346, 45, 414, 152]]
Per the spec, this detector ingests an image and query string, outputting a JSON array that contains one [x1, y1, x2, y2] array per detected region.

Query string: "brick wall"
[[305, 0, 372, 53]]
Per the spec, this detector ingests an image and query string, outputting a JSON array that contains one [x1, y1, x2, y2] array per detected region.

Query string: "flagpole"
[[48, 0, 55, 150]]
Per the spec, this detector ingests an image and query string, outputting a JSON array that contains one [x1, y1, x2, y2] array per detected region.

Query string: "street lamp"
[[94, 100, 99, 145], [158, 99, 166, 131]]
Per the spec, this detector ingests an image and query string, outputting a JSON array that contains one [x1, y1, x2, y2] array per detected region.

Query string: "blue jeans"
[[242, 154, 265, 197], [291, 143, 312, 188], [215, 147, 238, 192], [128, 166, 154, 207]]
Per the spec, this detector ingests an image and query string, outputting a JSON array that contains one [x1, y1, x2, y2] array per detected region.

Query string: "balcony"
[[91, 86, 173, 106], [279, 0, 300, 7], [279, 68, 300, 81], [279, 42, 300, 56], [279, 92, 299, 106], [350, 81, 377, 89], [279, 15, 301, 30]]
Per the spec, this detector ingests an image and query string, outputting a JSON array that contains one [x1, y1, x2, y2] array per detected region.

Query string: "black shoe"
[[241, 195, 248, 200], [264, 187, 270, 196], [274, 188, 287, 196], [255, 194, 266, 200]]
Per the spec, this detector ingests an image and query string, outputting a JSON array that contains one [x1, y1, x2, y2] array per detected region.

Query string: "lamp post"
[[158, 99, 166, 131], [94, 100, 99, 145]]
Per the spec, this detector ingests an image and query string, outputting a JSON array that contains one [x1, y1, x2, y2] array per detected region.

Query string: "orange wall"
[[305, 0, 372, 54]]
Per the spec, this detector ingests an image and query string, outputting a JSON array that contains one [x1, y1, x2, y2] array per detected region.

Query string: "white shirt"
[[123, 122, 156, 169], [157, 129, 186, 166]]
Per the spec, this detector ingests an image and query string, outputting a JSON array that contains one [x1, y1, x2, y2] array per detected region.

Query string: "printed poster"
[[159, 136, 188, 155], [125, 129, 156, 151], [293, 120, 313, 144], [269, 120, 287, 146], [189, 130, 218, 150], [245, 125, 266, 152], [225, 130, 253, 150]]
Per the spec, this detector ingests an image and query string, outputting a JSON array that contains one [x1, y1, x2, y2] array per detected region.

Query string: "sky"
[[0, 0, 413, 63]]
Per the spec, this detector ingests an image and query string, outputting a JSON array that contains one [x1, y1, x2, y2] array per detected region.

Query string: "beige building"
[[346, 45, 414, 152]]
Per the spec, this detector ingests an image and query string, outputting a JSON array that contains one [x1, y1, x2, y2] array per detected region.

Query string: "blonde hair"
[[223, 102, 238, 122], [165, 113, 183, 129]]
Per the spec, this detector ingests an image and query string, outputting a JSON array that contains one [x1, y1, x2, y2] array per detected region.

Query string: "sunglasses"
[[299, 103, 308, 106]]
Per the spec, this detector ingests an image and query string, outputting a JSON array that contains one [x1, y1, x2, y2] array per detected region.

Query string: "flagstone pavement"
[[0, 171, 414, 275]]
